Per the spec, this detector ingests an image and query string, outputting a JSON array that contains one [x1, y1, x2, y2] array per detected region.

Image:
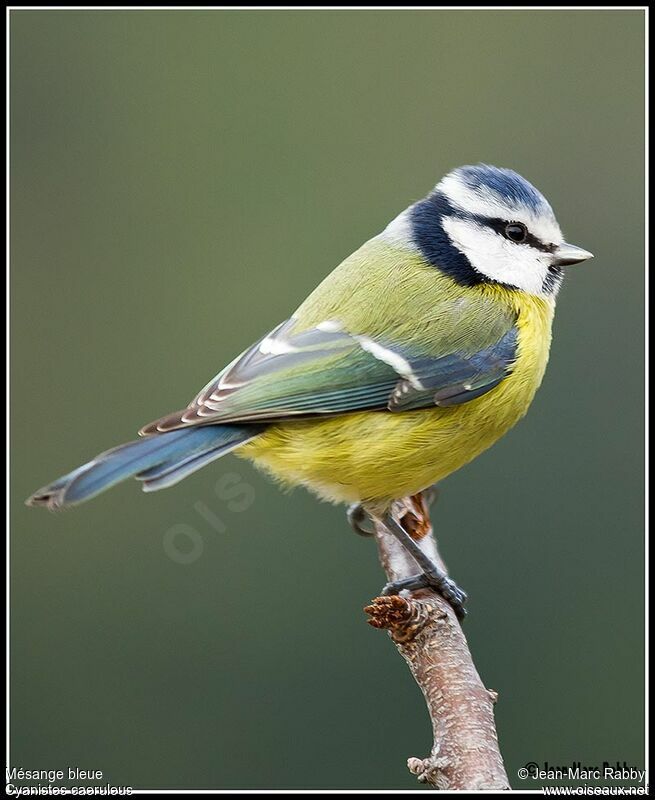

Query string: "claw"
[[347, 503, 375, 537], [381, 571, 467, 620]]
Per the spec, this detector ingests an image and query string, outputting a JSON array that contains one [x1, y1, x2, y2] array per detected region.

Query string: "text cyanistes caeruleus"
[[27, 164, 593, 615]]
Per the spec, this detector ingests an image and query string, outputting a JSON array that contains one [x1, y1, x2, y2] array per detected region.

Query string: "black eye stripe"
[[479, 217, 556, 253], [415, 192, 556, 254]]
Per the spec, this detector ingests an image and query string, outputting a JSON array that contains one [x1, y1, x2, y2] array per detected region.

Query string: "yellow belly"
[[236, 292, 554, 506]]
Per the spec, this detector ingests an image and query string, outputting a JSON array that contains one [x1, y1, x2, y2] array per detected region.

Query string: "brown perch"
[[364, 495, 510, 790]]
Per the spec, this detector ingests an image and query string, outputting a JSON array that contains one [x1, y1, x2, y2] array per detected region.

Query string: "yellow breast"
[[237, 289, 554, 506]]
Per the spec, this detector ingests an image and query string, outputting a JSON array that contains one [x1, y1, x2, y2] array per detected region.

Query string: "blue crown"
[[453, 164, 548, 214]]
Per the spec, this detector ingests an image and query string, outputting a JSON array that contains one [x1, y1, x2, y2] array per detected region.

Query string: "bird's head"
[[385, 163, 593, 297]]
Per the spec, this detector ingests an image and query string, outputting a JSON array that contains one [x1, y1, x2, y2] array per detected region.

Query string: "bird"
[[26, 163, 593, 617]]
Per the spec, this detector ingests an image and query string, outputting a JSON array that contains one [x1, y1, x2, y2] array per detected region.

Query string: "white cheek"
[[442, 217, 549, 295]]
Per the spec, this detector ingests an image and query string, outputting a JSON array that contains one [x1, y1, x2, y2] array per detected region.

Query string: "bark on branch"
[[364, 496, 509, 790]]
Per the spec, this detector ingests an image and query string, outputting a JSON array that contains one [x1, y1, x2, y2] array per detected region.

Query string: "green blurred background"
[[10, 10, 645, 791]]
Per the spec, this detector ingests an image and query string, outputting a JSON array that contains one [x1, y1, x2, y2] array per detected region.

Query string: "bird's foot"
[[381, 570, 468, 620], [421, 483, 440, 508], [347, 502, 375, 537], [347, 486, 439, 539]]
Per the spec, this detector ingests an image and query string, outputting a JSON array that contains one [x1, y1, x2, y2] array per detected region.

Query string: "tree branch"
[[364, 495, 510, 790]]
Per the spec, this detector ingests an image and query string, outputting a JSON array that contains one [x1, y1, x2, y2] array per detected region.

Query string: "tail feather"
[[138, 443, 243, 492], [26, 424, 262, 510]]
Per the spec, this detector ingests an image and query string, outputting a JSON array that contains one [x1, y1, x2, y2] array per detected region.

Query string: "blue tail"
[[26, 424, 262, 510]]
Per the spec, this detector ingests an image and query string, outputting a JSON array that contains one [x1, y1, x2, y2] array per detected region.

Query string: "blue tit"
[[27, 164, 593, 615]]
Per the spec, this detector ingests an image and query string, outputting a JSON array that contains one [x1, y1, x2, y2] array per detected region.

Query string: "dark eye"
[[504, 222, 528, 243]]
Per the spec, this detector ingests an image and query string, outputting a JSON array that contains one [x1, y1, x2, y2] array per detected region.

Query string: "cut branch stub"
[[364, 594, 439, 644]]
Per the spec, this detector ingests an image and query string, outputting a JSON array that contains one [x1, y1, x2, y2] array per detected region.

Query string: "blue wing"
[[140, 315, 518, 434]]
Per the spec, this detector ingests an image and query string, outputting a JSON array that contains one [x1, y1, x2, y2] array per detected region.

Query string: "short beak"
[[552, 242, 594, 267]]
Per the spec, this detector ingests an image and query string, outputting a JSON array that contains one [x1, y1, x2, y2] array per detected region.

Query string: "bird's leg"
[[347, 485, 439, 539], [375, 511, 467, 620]]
